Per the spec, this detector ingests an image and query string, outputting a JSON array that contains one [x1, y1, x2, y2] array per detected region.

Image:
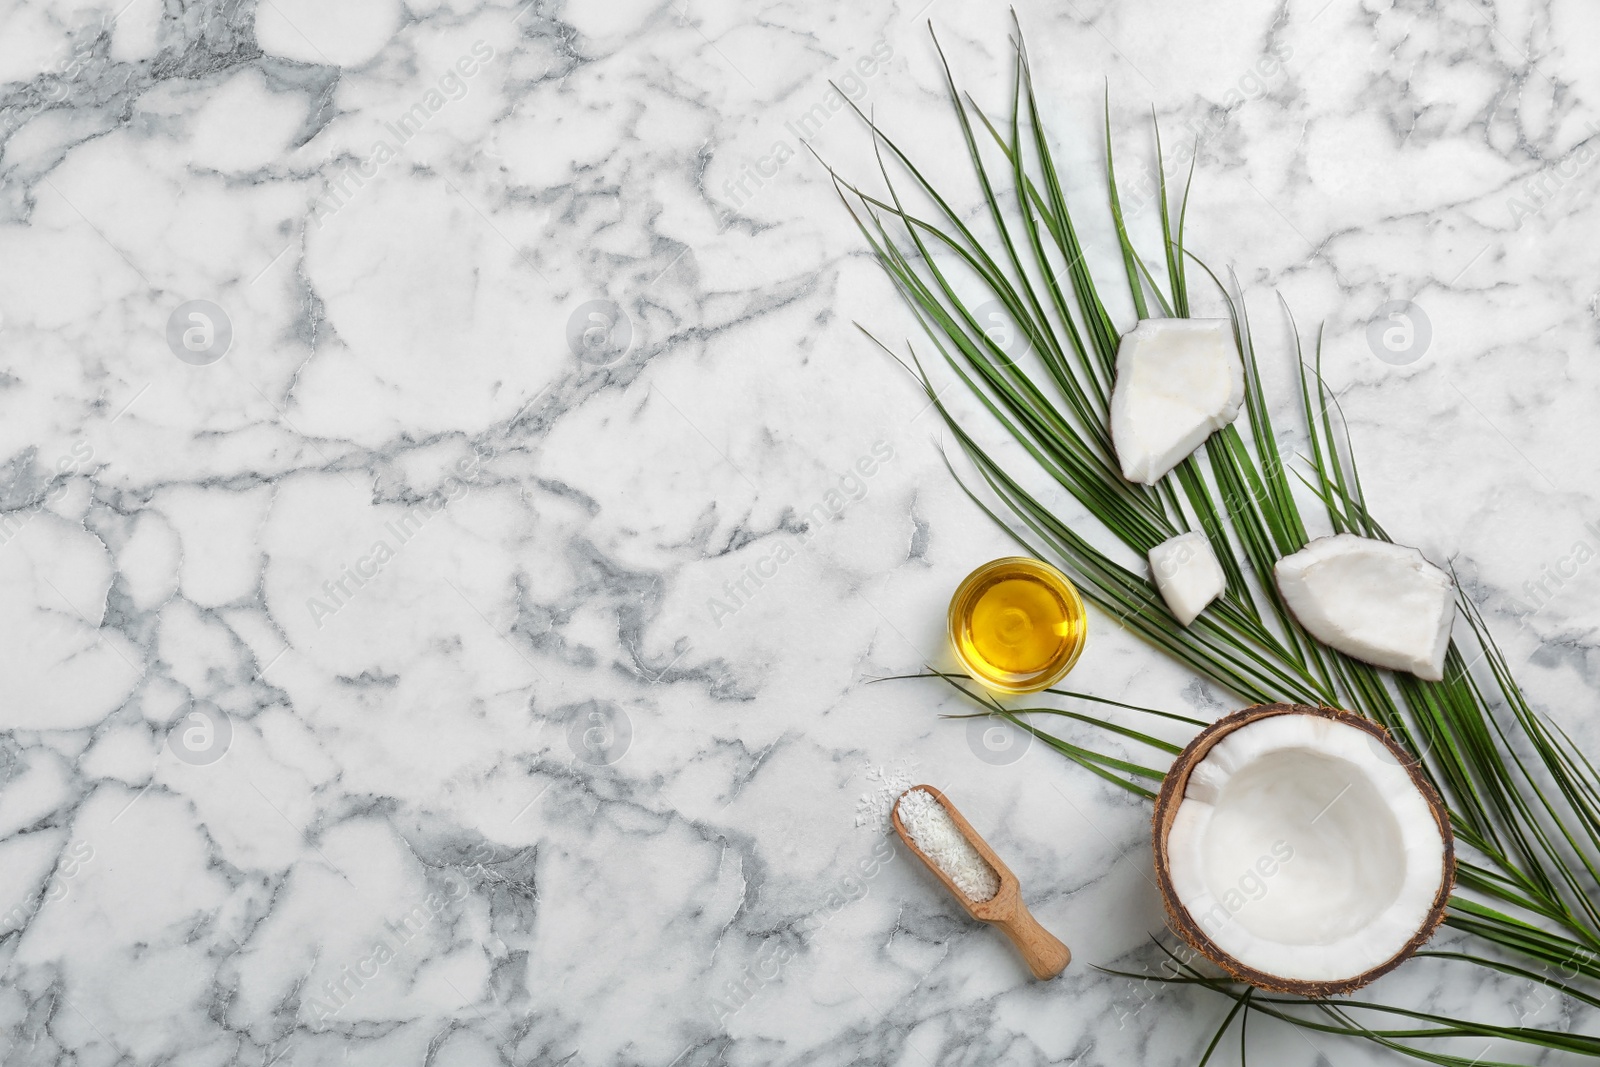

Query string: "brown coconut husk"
[[1150, 702, 1455, 997]]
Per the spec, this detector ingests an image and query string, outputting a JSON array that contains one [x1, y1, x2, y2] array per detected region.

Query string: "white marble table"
[[1, 0, 1597, 1063]]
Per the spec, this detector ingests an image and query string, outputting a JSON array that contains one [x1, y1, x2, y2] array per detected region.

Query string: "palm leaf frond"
[[835, 19, 1600, 1064]]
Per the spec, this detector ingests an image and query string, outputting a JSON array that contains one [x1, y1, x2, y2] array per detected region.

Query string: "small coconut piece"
[[1153, 704, 1453, 996], [1110, 319, 1244, 485], [1275, 534, 1455, 681], [1149, 532, 1226, 626]]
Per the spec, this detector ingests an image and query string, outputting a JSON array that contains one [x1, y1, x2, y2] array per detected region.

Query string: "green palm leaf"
[[833, 18, 1600, 1064]]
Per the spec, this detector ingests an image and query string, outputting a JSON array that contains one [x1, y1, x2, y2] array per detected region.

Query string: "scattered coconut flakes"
[[855, 762, 915, 832], [897, 788, 1000, 903], [1274, 534, 1455, 681], [1149, 531, 1227, 626], [1110, 319, 1244, 485]]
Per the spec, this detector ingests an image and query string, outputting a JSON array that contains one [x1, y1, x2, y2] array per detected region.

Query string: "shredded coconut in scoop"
[[898, 789, 1000, 902]]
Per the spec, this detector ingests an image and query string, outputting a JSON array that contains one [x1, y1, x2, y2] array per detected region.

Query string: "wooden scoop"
[[891, 784, 1071, 980]]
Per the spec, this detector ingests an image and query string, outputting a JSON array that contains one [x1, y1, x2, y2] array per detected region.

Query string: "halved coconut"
[[1110, 319, 1244, 485], [1153, 704, 1453, 996], [1275, 534, 1455, 681]]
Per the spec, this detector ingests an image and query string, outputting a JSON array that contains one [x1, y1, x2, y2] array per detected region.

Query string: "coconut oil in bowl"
[[948, 557, 1086, 694]]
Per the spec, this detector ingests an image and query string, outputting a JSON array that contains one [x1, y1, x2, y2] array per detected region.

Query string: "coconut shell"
[[1150, 702, 1455, 997]]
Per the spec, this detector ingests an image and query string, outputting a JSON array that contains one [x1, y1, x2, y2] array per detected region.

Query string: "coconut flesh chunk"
[[1149, 531, 1226, 626], [1110, 319, 1244, 485], [1160, 708, 1450, 992], [1275, 534, 1455, 681]]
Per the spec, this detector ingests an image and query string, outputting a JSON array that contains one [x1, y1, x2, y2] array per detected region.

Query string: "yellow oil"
[[948, 557, 1086, 693]]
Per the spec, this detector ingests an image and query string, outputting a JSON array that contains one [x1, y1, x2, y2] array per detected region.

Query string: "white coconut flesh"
[[1275, 534, 1456, 681], [1149, 531, 1227, 626], [1165, 714, 1446, 984], [1110, 319, 1244, 485]]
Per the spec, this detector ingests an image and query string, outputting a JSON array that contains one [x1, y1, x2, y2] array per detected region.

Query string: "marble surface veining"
[[1, 0, 1599, 1063]]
